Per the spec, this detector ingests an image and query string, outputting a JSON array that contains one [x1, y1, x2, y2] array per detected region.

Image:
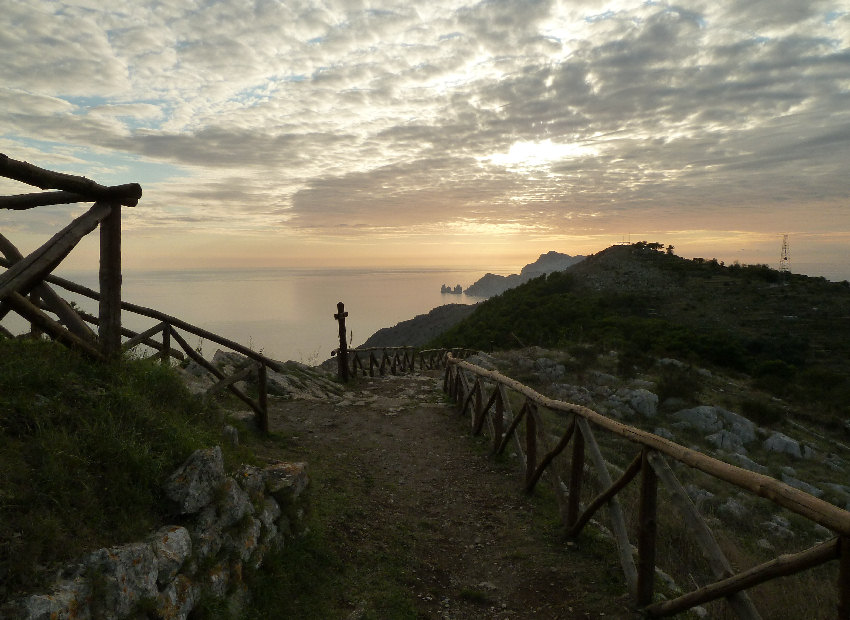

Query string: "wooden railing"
[[443, 354, 850, 618], [0, 267, 274, 433], [0, 154, 273, 432], [0, 153, 141, 357], [346, 346, 476, 377]]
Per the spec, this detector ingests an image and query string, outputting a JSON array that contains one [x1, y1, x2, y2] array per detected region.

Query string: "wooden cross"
[[334, 301, 349, 382]]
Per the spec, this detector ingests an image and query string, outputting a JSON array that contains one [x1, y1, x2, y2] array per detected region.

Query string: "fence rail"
[[346, 346, 477, 377], [443, 354, 850, 618]]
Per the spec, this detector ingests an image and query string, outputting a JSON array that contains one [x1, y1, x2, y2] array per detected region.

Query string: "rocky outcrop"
[[3, 447, 309, 620], [464, 251, 585, 298], [176, 349, 344, 401]]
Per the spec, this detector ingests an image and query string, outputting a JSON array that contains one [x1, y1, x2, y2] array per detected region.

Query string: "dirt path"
[[253, 372, 633, 619]]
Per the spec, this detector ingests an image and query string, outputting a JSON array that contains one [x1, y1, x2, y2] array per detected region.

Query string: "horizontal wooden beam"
[[448, 357, 850, 536], [645, 538, 840, 617], [0, 154, 141, 207], [0, 190, 91, 210]]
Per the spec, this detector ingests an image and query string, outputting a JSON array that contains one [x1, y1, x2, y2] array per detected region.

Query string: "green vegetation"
[[431, 243, 850, 424], [0, 338, 250, 598]]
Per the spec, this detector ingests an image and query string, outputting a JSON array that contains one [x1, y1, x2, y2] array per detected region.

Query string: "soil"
[[253, 371, 635, 619]]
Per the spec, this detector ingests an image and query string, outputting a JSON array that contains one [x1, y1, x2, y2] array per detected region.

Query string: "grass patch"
[[0, 338, 244, 598]]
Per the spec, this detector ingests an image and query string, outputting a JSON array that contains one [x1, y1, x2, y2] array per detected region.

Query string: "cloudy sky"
[[1, 0, 849, 273]]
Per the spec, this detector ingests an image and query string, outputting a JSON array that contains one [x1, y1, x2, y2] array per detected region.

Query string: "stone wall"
[[3, 447, 309, 620]]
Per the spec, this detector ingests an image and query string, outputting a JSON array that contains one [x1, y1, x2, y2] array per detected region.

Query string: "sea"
[[4, 261, 847, 364], [4, 267, 495, 363]]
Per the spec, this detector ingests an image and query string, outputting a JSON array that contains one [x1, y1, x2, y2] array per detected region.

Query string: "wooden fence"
[[443, 354, 850, 618], [346, 346, 476, 377], [0, 153, 140, 356], [0, 154, 271, 432]]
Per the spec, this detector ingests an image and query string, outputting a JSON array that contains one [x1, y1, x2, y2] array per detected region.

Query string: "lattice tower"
[[780, 234, 790, 276]]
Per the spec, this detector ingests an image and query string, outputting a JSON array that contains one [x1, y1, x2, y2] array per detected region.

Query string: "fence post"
[[160, 322, 171, 365], [258, 363, 269, 434], [98, 203, 122, 356], [567, 426, 585, 529], [493, 388, 504, 453], [637, 448, 658, 608], [525, 402, 537, 487], [334, 301, 349, 382], [839, 535, 850, 619]]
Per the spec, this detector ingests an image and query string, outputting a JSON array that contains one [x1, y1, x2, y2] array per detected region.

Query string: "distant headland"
[[462, 250, 585, 298]]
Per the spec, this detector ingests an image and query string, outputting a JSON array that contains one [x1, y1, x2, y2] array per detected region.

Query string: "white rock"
[[763, 432, 803, 458], [163, 447, 225, 515], [716, 408, 756, 443], [725, 453, 768, 474], [147, 525, 192, 586], [672, 406, 723, 433], [780, 473, 823, 497], [628, 388, 658, 417], [706, 429, 747, 454]]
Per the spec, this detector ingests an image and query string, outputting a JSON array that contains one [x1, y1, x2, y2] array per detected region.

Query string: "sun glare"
[[484, 139, 598, 171]]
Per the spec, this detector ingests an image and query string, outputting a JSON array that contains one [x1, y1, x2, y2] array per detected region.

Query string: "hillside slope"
[[432, 242, 850, 427]]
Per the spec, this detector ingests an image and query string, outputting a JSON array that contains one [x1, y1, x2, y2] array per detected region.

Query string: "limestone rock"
[[725, 453, 768, 474], [147, 526, 192, 586], [627, 388, 658, 417], [84, 542, 158, 618], [780, 472, 823, 497], [235, 464, 267, 498], [7, 578, 91, 620], [672, 406, 723, 434], [716, 408, 756, 443], [156, 574, 196, 620], [264, 461, 309, 504], [215, 477, 254, 529], [706, 429, 746, 454], [163, 447, 225, 515], [763, 432, 803, 458]]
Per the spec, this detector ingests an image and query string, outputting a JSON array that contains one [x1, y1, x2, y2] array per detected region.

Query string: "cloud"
[[1, 0, 849, 259]]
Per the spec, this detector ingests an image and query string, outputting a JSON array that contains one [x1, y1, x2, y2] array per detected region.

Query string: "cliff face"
[[464, 251, 584, 297]]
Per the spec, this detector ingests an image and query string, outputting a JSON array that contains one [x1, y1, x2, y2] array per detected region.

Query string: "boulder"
[[716, 408, 756, 443], [725, 453, 768, 474], [264, 461, 309, 504], [147, 526, 192, 586], [83, 542, 158, 618], [672, 406, 723, 433], [705, 430, 747, 454], [215, 477, 254, 529], [763, 432, 803, 459], [163, 447, 226, 514], [628, 388, 658, 417]]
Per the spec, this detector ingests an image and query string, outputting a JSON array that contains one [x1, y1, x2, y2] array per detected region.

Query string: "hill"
[[432, 242, 850, 428], [358, 303, 477, 348], [464, 250, 585, 297]]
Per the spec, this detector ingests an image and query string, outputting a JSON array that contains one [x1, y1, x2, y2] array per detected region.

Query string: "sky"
[[1, 0, 849, 275]]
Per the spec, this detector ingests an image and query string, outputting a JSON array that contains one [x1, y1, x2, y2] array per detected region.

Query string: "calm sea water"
[[9, 268, 493, 363]]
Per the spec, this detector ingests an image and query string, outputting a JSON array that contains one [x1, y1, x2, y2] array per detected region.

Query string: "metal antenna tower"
[[779, 234, 790, 278]]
